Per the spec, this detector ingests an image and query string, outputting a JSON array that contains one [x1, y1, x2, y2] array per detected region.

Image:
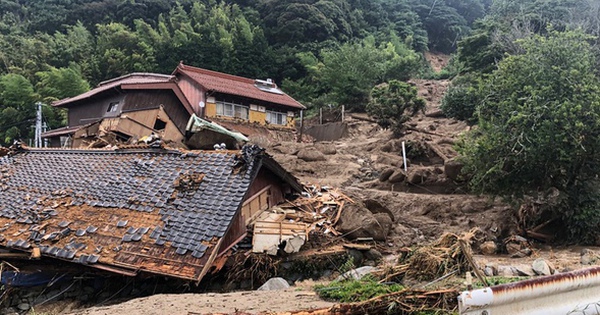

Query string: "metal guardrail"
[[458, 266, 600, 315]]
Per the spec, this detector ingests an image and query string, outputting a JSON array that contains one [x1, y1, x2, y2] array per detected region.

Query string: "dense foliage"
[[0, 0, 489, 145], [315, 276, 404, 303], [459, 30, 600, 242]]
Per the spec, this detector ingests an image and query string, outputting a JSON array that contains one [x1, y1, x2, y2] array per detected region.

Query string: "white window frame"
[[266, 110, 286, 125], [216, 101, 249, 120]]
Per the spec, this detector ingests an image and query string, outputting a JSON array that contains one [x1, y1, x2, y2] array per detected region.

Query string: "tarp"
[[186, 114, 249, 143]]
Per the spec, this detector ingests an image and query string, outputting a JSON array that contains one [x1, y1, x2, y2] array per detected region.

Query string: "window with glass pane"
[[234, 106, 248, 119], [216, 101, 248, 120], [267, 111, 285, 125]]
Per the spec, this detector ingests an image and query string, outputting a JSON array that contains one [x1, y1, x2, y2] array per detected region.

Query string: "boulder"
[[257, 277, 290, 291], [314, 143, 337, 155], [378, 168, 394, 182], [532, 258, 551, 276], [375, 155, 403, 167], [407, 168, 428, 184], [513, 264, 535, 277], [580, 249, 599, 265], [479, 241, 497, 255], [336, 203, 393, 241], [17, 303, 30, 311], [335, 266, 377, 282], [511, 248, 533, 258], [297, 149, 326, 162], [496, 265, 515, 277], [270, 144, 300, 155], [388, 170, 406, 183], [444, 159, 464, 181], [364, 199, 395, 221], [370, 213, 393, 241], [364, 249, 383, 261]]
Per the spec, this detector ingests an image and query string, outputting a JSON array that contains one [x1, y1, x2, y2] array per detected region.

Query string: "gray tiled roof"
[[0, 144, 266, 280]]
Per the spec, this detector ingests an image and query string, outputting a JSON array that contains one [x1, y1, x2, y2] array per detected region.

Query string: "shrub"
[[440, 74, 483, 122], [367, 80, 425, 136]]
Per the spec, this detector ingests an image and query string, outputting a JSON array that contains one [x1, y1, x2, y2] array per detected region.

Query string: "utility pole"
[[42, 121, 48, 148], [35, 102, 42, 148]]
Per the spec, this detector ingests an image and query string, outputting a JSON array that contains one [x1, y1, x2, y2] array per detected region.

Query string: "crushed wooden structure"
[[249, 184, 353, 255], [0, 143, 301, 282]]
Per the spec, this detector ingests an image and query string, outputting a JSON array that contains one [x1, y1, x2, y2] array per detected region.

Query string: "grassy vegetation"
[[314, 276, 403, 303], [473, 276, 530, 288]]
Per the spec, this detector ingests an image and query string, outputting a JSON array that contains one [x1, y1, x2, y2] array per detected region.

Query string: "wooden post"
[[319, 107, 323, 125], [341, 105, 345, 122]]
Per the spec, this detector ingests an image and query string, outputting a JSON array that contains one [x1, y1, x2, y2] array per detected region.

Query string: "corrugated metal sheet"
[[459, 266, 600, 315]]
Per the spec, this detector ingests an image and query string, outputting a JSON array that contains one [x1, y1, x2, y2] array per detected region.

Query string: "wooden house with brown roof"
[[173, 63, 306, 129], [43, 73, 194, 148], [43, 65, 305, 148]]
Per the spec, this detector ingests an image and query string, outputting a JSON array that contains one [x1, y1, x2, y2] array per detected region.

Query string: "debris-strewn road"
[[69, 290, 333, 315]]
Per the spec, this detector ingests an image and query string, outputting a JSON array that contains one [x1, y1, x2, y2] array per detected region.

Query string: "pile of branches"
[[225, 253, 279, 290], [377, 228, 483, 284], [329, 288, 458, 315]]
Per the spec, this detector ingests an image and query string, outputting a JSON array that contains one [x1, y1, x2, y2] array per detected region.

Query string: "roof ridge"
[[98, 73, 174, 87], [178, 64, 254, 84]]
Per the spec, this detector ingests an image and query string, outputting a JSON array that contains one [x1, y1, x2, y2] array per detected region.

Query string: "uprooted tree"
[[459, 30, 600, 243], [366, 80, 425, 136]]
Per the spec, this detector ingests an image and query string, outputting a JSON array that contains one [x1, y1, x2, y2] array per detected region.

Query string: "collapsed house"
[[42, 64, 306, 148], [42, 73, 194, 148], [0, 143, 302, 281]]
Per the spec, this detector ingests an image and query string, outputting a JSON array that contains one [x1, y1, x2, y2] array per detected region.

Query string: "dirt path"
[[68, 290, 333, 315]]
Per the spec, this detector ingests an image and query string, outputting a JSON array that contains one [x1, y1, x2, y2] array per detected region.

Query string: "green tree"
[[366, 80, 425, 135], [298, 36, 421, 110], [35, 64, 90, 102], [0, 74, 37, 145], [459, 30, 600, 242], [95, 22, 156, 80], [440, 73, 484, 122]]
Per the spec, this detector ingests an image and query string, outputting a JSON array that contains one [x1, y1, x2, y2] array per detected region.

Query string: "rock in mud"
[[407, 168, 428, 184], [388, 170, 406, 183], [364, 249, 383, 261], [479, 241, 497, 255], [378, 168, 394, 182], [315, 143, 337, 155], [580, 249, 599, 265], [444, 159, 464, 181], [532, 258, 551, 276], [335, 266, 377, 281], [257, 277, 290, 291], [297, 149, 326, 162], [336, 203, 392, 241], [513, 264, 535, 277], [17, 303, 30, 311]]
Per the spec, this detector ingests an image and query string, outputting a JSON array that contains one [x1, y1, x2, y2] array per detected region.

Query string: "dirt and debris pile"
[[249, 184, 354, 257]]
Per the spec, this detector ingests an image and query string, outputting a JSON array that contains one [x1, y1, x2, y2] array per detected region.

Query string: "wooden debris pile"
[[280, 184, 354, 236], [326, 288, 458, 315], [250, 184, 354, 255]]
